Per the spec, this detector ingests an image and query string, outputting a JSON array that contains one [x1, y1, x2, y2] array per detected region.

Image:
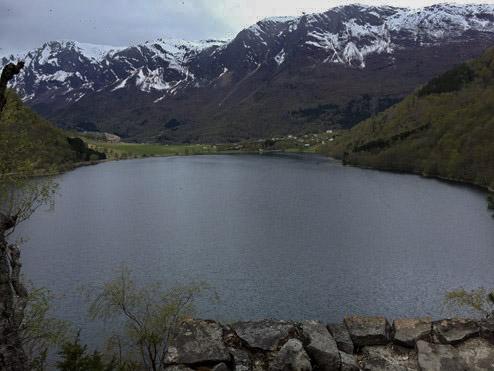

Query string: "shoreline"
[[335, 159, 494, 195], [35, 149, 494, 198], [137, 316, 494, 370]]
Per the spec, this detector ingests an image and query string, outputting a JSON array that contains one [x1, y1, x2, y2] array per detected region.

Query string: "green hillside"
[[0, 90, 105, 174], [321, 47, 494, 190]]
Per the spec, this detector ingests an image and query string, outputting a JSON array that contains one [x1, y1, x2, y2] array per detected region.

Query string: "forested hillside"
[[322, 47, 494, 190], [0, 90, 105, 173]]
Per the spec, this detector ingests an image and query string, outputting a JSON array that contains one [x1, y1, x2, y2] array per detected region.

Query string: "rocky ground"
[[164, 316, 494, 371]]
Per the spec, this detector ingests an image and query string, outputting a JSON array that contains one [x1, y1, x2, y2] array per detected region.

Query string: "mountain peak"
[[3, 3, 494, 142]]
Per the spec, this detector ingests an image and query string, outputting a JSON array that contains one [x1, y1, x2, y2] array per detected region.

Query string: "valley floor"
[[84, 136, 321, 160]]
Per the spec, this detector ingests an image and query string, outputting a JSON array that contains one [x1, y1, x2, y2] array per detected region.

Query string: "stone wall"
[[164, 316, 494, 371], [0, 231, 27, 371]]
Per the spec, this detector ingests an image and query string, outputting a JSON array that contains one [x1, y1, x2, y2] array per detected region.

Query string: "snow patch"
[[274, 49, 286, 65], [135, 67, 173, 92]]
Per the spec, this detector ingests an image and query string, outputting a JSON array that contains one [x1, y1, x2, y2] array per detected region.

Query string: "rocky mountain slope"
[[322, 47, 494, 190], [3, 3, 494, 143]]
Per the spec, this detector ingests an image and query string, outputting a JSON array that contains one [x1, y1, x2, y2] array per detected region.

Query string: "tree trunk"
[[0, 222, 27, 371], [0, 62, 24, 113]]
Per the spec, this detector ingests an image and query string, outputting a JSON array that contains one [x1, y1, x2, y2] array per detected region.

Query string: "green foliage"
[[87, 141, 221, 160], [0, 90, 105, 173], [56, 334, 116, 371], [418, 63, 475, 97], [0, 90, 77, 172], [0, 108, 59, 235], [20, 286, 72, 369], [444, 288, 494, 318], [321, 47, 494, 190], [87, 267, 211, 370], [67, 137, 106, 162]]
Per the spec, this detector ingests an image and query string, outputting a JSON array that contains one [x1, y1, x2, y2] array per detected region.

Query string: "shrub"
[[444, 288, 494, 318], [56, 334, 115, 371], [86, 267, 212, 370]]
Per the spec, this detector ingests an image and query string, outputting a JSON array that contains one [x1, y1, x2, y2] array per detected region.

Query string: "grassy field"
[[85, 137, 322, 160], [86, 142, 221, 159]]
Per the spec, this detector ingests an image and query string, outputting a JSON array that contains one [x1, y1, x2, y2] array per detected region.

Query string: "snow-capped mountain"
[[3, 4, 494, 142], [2, 38, 226, 105]]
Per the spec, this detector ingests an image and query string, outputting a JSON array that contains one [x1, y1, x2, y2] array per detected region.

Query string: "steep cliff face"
[[0, 219, 27, 371]]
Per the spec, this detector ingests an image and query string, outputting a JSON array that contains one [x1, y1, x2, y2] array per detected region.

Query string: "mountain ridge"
[[3, 3, 494, 142]]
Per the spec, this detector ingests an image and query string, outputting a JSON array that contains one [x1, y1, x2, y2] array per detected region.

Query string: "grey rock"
[[165, 366, 194, 371], [480, 319, 494, 345], [270, 339, 312, 371], [165, 319, 229, 365], [433, 318, 479, 345], [301, 320, 340, 371], [416, 340, 467, 371], [230, 348, 252, 371], [231, 320, 296, 351], [361, 345, 419, 371], [457, 338, 494, 371], [213, 363, 231, 371], [393, 317, 432, 348], [252, 359, 269, 371], [340, 351, 360, 371], [344, 316, 391, 348], [328, 322, 354, 354]]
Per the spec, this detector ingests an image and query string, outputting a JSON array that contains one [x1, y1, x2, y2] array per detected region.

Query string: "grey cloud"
[[0, 0, 236, 54], [0, 0, 485, 55]]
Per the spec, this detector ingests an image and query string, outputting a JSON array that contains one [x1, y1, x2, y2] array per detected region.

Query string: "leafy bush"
[[67, 137, 106, 162], [20, 287, 71, 370], [56, 334, 115, 371], [86, 267, 213, 370], [445, 288, 494, 318]]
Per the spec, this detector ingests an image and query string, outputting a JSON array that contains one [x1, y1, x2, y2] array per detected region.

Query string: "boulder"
[[360, 345, 419, 371], [165, 320, 230, 365], [230, 348, 251, 371], [393, 317, 432, 348], [340, 351, 360, 371], [165, 366, 194, 371], [344, 316, 391, 348], [231, 320, 297, 351], [416, 340, 466, 371], [301, 320, 340, 370], [457, 338, 494, 371], [433, 318, 479, 345], [480, 319, 494, 345], [270, 339, 312, 371], [328, 323, 354, 354]]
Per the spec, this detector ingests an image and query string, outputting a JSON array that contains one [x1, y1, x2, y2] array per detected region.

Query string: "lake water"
[[16, 154, 494, 343]]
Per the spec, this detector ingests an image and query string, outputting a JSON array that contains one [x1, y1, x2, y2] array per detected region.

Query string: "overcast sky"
[[1, 0, 492, 55]]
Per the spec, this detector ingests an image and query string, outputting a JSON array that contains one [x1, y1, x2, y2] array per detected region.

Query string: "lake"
[[16, 154, 494, 343]]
